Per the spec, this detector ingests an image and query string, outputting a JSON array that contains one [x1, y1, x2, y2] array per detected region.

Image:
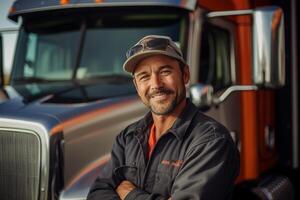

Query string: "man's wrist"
[[116, 180, 136, 200]]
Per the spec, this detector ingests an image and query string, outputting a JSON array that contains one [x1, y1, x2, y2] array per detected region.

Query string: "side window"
[[0, 30, 18, 83], [198, 22, 233, 91]]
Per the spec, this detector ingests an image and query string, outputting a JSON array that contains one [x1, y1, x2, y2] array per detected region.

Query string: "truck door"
[[197, 18, 241, 150]]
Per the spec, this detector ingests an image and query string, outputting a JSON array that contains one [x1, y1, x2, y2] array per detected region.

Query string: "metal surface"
[[0, 34, 3, 87], [208, 6, 286, 88], [207, 9, 253, 18], [291, 0, 299, 169], [0, 129, 40, 200], [8, 0, 197, 21], [253, 6, 285, 88], [264, 125, 275, 151], [191, 7, 241, 149], [0, 85, 147, 199], [190, 83, 213, 108], [188, 7, 202, 85], [0, 118, 50, 200], [252, 175, 295, 200], [0, 28, 19, 33], [190, 8, 237, 85], [214, 85, 258, 104], [61, 99, 147, 199], [1, 2, 186, 196]]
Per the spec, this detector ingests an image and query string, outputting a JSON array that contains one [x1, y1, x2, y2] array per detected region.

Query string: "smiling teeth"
[[152, 93, 166, 98]]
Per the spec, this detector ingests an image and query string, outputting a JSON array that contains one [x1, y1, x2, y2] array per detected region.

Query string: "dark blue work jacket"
[[88, 100, 240, 200]]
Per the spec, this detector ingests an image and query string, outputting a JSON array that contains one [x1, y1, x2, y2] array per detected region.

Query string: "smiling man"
[[87, 35, 240, 200]]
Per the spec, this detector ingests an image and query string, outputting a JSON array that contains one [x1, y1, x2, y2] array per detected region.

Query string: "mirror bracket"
[[213, 85, 258, 104], [190, 84, 258, 109]]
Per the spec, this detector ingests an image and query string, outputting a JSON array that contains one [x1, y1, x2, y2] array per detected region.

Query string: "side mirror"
[[207, 6, 285, 88], [190, 84, 214, 109], [252, 6, 285, 88], [0, 33, 3, 87], [190, 84, 258, 108]]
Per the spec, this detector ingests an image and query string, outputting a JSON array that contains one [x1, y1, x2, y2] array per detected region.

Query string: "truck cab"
[[0, 0, 296, 200]]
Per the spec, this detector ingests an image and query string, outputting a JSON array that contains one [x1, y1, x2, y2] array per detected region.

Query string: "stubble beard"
[[144, 86, 186, 116], [150, 95, 178, 115]]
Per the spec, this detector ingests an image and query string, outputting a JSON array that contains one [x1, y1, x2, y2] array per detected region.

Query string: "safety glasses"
[[126, 37, 182, 58]]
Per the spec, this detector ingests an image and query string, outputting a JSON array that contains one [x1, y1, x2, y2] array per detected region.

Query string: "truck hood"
[[0, 82, 138, 131]]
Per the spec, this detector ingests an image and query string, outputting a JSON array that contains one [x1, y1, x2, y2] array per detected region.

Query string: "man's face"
[[133, 55, 189, 115]]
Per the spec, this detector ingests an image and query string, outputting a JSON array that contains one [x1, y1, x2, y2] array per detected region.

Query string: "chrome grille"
[[0, 129, 41, 200]]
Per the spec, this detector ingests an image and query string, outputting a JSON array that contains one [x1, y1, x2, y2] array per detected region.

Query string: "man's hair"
[[179, 61, 186, 73]]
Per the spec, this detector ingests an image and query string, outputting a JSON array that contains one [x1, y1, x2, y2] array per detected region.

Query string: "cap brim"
[[123, 50, 186, 73]]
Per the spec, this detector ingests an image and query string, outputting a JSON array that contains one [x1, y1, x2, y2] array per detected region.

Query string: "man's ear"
[[183, 65, 190, 85]]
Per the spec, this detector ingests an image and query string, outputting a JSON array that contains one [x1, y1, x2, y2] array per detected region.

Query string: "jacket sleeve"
[[87, 132, 126, 200], [124, 188, 170, 200], [170, 135, 240, 200]]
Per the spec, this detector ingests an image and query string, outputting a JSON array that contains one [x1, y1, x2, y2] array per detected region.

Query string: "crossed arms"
[[87, 130, 239, 200]]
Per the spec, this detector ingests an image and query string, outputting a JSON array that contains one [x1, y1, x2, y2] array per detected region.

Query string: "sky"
[[1, 0, 19, 75], [0, 1, 17, 28]]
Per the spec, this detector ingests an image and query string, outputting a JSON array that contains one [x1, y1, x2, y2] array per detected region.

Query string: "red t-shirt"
[[148, 123, 156, 159]]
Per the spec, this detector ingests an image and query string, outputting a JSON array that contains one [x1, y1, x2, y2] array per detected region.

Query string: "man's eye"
[[139, 75, 149, 81], [161, 70, 171, 75]]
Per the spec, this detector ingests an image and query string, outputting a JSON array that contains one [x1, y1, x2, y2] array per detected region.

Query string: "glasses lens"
[[126, 37, 182, 58], [126, 44, 143, 58], [146, 38, 169, 50], [147, 38, 181, 56]]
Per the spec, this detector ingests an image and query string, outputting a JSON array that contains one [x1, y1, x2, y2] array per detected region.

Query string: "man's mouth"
[[151, 92, 169, 100], [148, 88, 174, 100]]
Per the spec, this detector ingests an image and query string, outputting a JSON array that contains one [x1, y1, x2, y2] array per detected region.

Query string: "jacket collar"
[[132, 99, 199, 140], [168, 99, 199, 140]]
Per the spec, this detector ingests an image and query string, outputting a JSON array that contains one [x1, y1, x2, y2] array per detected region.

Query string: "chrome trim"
[[190, 83, 214, 107], [252, 6, 285, 87], [0, 128, 41, 199], [0, 118, 50, 200], [264, 125, 275, 151], [291, 0, 299, 168], [214, 85, 258, 104], [207, 6, 286, 88], [207, 10, 253, 18], [0, 28, 19, 33], [188, 8, 203, 84]]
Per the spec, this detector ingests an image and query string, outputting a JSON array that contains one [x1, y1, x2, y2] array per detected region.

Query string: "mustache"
[[147, 87, 174, 98]]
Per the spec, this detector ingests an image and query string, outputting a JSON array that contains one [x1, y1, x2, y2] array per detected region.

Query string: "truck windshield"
[[11, 9, 188, 85]]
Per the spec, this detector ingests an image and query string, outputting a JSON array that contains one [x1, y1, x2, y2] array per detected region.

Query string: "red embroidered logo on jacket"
[[161, 160, 183, 167]]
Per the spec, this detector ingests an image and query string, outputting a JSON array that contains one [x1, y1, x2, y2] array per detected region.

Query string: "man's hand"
[[116, 180, 136, 200]]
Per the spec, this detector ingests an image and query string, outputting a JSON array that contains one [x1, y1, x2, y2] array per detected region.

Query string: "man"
[[87, 35, 240, 200]]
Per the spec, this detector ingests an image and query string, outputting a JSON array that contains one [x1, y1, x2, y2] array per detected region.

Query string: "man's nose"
[[150, 73, 163, 88]]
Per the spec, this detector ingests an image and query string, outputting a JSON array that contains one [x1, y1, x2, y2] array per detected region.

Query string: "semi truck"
[[0, 0, 298, 200]]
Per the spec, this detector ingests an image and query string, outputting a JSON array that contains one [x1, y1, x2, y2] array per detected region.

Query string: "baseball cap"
[[123, 35, 186, 73]]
